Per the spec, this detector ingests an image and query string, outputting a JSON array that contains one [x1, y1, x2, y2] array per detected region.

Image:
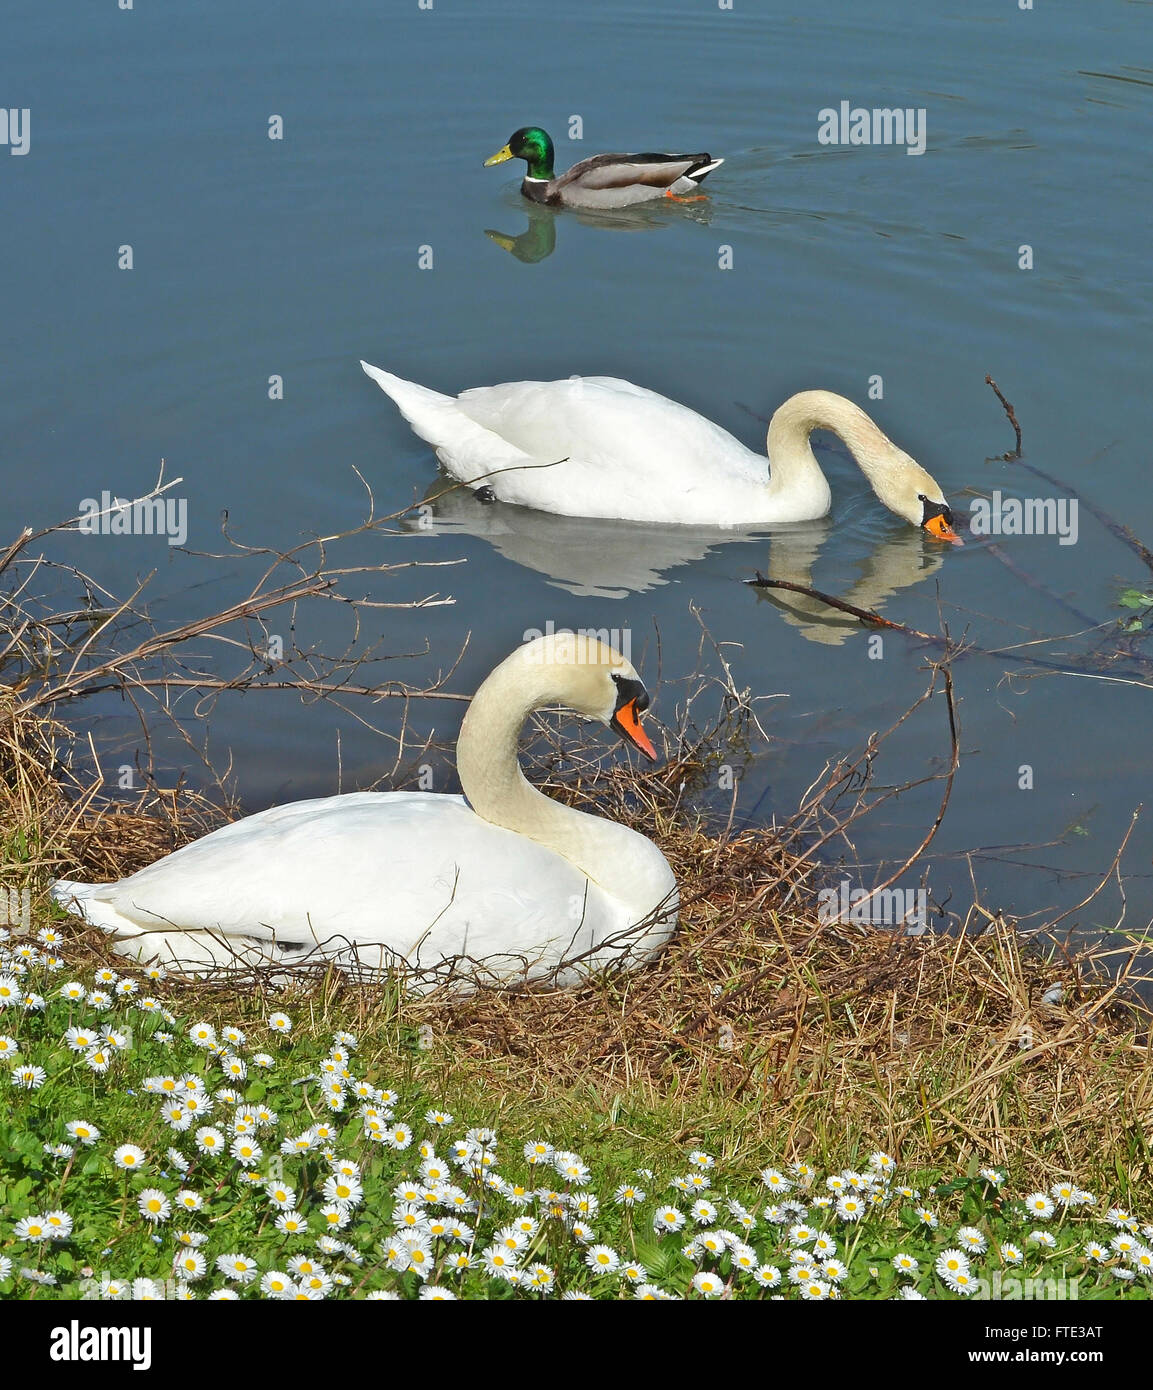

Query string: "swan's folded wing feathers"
[[454, 377, 770, 520], [76, 793, 629, 971]]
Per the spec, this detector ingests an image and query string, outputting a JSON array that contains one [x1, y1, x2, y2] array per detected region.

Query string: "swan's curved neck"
[[766, 390, 900, 505], [455, 650, 669, 917]]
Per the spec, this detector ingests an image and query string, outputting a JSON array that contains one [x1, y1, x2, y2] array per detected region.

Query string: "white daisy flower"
[[956, 1225, 988, 1253], [11, 1064, 47, 1090], [216, 1252, 258, 1284], [692, 1270, 724, 1296], [14, 1215, 48, 1242], [137, 1190, 171, 1223], [585, 1244, 621, 1274], [653, 1205, 686, 1234], [194, 1126, 225, 1155], [173, 1250, 207, 1280]]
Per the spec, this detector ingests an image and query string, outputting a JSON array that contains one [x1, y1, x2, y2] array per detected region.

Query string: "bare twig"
[[985, 373, 1022, 459]]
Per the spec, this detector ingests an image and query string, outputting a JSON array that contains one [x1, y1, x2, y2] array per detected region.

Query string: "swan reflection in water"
[[403, 481, 946, 639]]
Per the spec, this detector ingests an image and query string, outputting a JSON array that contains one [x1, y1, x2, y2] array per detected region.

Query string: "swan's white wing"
[[454, 377, 771, 522], [53, 792, 655, 983]]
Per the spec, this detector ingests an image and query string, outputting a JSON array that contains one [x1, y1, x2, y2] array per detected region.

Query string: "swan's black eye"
[[917, 493, 926, 502]]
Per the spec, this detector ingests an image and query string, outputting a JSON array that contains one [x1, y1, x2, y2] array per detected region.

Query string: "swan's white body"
[[362, 363, 957, 535], [53, 636, 677, 991]]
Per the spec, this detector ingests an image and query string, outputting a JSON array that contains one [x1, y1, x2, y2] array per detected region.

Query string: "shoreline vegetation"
[[3, 487, 1152, 1300]]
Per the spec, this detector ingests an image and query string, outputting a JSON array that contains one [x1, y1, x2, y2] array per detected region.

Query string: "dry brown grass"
[[0, 686, 223, 886]]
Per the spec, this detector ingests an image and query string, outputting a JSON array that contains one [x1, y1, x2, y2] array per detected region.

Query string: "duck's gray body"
[[525, 151, 724, 209]]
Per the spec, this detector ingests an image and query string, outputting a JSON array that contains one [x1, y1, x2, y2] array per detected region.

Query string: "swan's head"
[[768, 392, 962, 544], [518, 631, 657, 760], [876, 452, 962, 544]]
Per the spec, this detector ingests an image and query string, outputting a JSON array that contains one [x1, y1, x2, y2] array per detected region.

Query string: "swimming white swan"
[[361, 363, 960, 541], [52, 634, 678, 991]]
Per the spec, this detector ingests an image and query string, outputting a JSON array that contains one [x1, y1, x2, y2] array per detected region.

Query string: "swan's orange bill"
[[615, 698, 657, 761], [924, 514, 963, 545]]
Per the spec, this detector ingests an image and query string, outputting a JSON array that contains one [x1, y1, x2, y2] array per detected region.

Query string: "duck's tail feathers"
[[687, 156, 724, 184]]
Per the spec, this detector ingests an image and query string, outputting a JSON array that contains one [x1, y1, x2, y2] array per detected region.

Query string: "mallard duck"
[[483, 126, 723, 209], [52, 634, 678, 991], [360, 363, 962, 540]]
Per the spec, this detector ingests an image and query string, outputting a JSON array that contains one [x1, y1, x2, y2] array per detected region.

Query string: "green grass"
[[1, 939, 1150, 1301]]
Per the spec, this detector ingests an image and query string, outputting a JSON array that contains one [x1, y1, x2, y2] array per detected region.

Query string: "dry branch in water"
[[984, 373, 1022, 459], [983, 372, 1153, 578], [1, 469, 478, 751]]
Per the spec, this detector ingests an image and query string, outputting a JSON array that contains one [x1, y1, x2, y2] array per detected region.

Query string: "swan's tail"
[[51, 879, 275, 974], [360, 360, 534, 490], [360, 361, 455, 422], [52, 879, 132, 933]]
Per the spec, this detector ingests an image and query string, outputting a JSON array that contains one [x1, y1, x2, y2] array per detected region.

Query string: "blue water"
[[3, 0, 1152, 940]]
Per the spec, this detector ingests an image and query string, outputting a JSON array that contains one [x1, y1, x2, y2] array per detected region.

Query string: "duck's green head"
[[484, 126, 555, 180]]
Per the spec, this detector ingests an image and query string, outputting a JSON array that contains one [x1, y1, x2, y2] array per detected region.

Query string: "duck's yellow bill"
[[484, 145, 514, 167]]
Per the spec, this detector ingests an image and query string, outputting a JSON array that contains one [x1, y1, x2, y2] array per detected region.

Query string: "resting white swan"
[[361, 363, 960, 541], [52, 634, 677, 991]]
